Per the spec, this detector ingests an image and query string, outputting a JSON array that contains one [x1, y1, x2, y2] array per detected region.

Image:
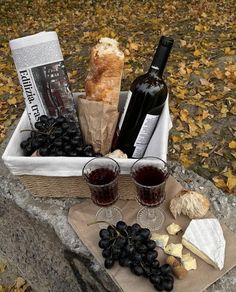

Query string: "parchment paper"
[[68, 176, 236, 292], [78, 98, 119, 155]]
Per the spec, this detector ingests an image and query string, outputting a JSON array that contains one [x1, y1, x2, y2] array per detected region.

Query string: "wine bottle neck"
[[150, 36, 174, 77]]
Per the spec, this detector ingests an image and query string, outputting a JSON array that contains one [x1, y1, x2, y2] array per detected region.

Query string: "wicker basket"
[[19, 174, 136, 200], [2, 92, 170, 199]]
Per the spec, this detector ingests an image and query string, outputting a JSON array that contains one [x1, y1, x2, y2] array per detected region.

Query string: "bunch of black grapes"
[[20, 115, 101, 157], [98, 221, 174, 291]]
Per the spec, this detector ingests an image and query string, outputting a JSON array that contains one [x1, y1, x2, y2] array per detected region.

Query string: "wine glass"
[[82, 157, 122, 225], [131, 157, 169, 231]]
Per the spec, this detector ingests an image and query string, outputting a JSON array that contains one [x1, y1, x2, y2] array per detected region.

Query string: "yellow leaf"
[[193, 49, 201, 57], [180, 40, 187, 47], [200, 78, 210, 87], [202, 110, 210, 120], [180, 109, 189, 122], [212, 177, 227, 189], [220, 104, 229, 115], [188, 122, 199, 136], [203, 123, 212, 131], [171, 135, 182, 143], [224, 47, 235, 55], [0, 261, 6, 273], [208, 95, 221, 101], [198, 152, 209, 157], [227, 176, 236, 192], [7, 97, 17, 105], [182, 143, 193, 151], [196, 141, 213, 149], [129, 42, 139, 51], [180, 153, 194, 168], [0, 285, 5, 292], [229, 141, 236, 149]]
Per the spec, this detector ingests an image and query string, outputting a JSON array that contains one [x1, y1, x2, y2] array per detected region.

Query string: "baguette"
[[84, 37, 124, 107]]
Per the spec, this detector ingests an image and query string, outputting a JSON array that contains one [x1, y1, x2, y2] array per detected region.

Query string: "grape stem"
[[20, 129, 48, 136], [87, 220, 125, 237]]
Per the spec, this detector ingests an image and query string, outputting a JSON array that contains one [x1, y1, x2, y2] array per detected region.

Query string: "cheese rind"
[[182, 218, 225, 270]]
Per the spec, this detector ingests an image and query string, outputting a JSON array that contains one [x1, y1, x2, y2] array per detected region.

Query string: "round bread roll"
[[169, 190, 210, 219]]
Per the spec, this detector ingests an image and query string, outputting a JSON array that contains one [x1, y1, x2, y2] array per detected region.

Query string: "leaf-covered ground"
[[0, 0, 235, 193]]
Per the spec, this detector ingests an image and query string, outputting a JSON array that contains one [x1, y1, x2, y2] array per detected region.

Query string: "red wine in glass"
[[87, 168, 119, 206], [133, 166, 167, 207]]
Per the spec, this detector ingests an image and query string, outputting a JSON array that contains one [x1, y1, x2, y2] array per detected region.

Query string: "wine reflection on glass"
[[82, 157, 122, 226], [131, 157, 169, 231]]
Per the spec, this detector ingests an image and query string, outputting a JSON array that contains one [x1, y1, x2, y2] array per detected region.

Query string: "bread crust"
[[84, 39, 124, 106], [169, 190, 210, 219]]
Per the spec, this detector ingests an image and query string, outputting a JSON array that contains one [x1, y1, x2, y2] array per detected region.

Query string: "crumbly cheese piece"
[[105, 149, 128, 159], [182, 218, 225, 270], [164, 243, 183, 258], [166, 223, 182, 235], [181, 253, 197, 271], [151, 233, 169, 249]]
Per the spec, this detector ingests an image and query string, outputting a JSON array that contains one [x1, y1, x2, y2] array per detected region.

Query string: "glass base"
[[137, 207, 165, 231], [96, 206, 122, 228]]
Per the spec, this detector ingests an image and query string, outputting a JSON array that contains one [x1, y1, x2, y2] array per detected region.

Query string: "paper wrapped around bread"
[[78, 37, 124, 155]]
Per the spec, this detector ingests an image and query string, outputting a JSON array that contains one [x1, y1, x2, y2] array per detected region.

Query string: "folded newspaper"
[[9, 31, 78, 128]]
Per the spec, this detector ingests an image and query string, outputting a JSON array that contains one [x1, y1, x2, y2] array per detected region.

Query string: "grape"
[[104, 257, 114, 269], [132, 253, 142, 263], [150, 273, 161, 285], [39, 147, 49, 156], [115, 236, 126, 248], [39, 115, 49, 123], [140, 228, 151, 240], [116, 221, 127, 232], [55, 116, 66, 125], [162, 280, 173, 292], [133, 265, 144, 276], [20, 140, 29, 149], [146, 250, 158, 263], [20, 115, 99, 157], [67, 127, 77, 136], [131, 223, 141, 233], [61, 122, 69, 130], [98, 239, 111, 249], [119, 257, 131, 267], [160, 264, 171, 275], [147, 240, 156, 250], [102, 248, 111, 258], [99, 229, 110, 239], [34, 121, 45, 131], [137, 244, 148, 254], [96, 222, 174, 291]]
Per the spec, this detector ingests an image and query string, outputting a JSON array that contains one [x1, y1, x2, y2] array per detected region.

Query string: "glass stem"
[[105, 207, 113, 219], [147, 208, 156, 221]]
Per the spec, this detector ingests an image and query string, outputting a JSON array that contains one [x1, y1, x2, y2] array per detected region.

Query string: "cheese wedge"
[[151, 233, 169, 249], [181, 253, 197, 271], [164, 243, 183, 258], [182, 218, 225, 270], [166, 223, 182, 235]]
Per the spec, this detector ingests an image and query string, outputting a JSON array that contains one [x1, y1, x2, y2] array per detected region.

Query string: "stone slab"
[[1, 121, 236, 291]]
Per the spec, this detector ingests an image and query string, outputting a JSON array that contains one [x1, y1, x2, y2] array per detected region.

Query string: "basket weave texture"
[[19, 175, 136, 200]]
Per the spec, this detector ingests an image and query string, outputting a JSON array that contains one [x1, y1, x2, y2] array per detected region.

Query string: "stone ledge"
[[1, 122, 236, 291]]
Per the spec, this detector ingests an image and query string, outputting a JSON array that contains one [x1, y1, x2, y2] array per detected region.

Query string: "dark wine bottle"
[[113, 36, 174, 158]]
